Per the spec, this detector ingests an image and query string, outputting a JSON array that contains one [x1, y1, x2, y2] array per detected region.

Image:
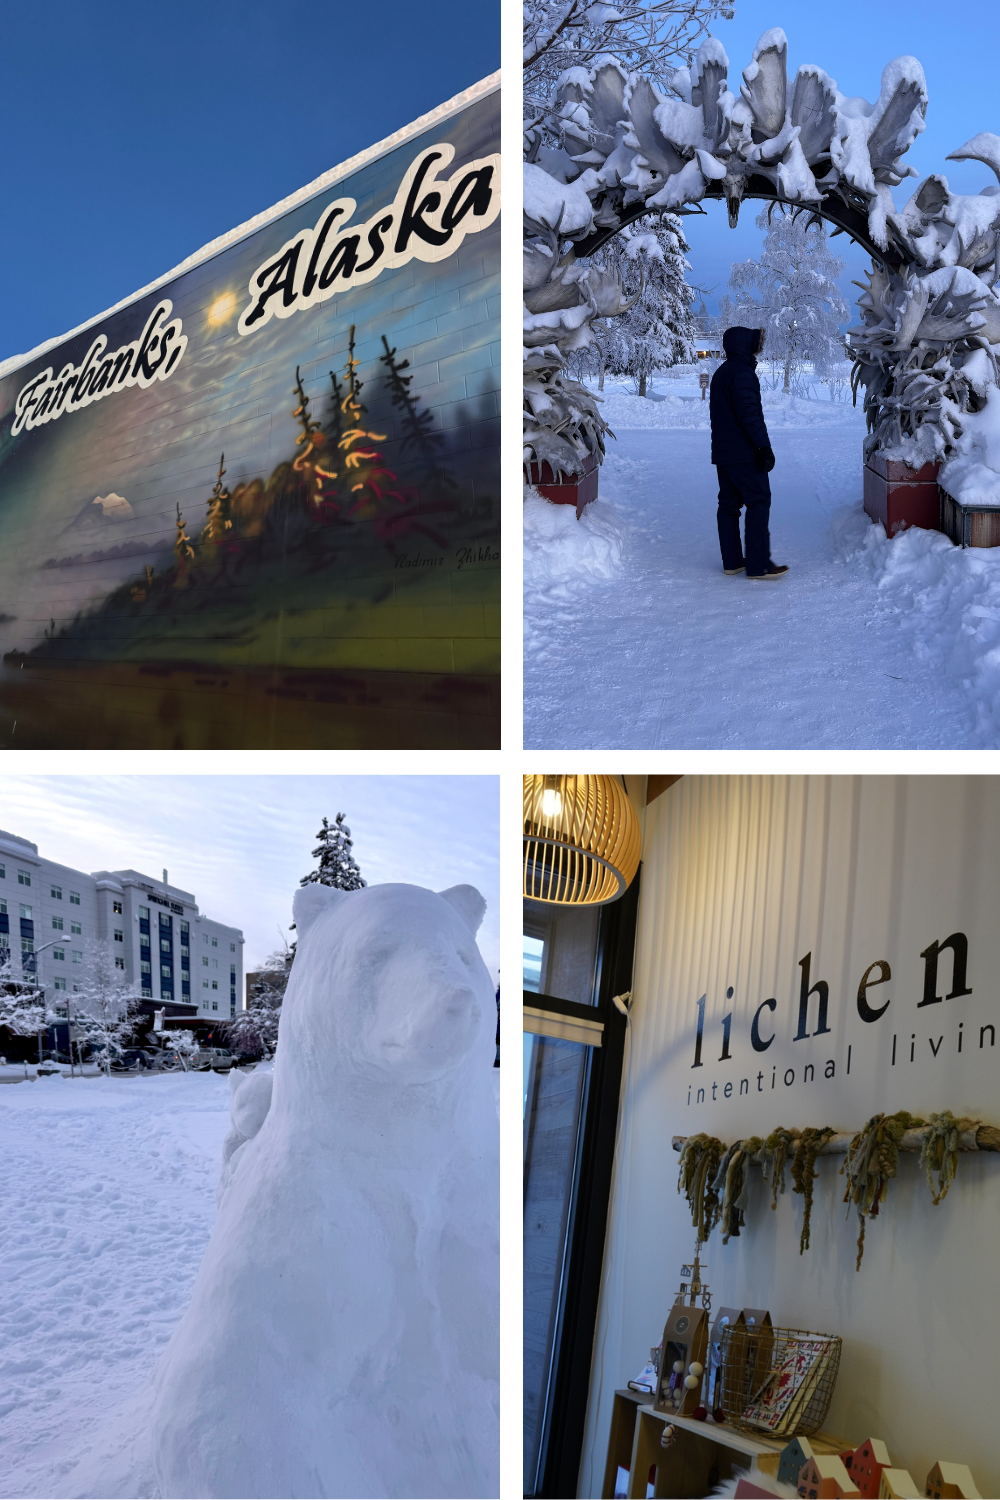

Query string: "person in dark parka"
[[709, 326, 789, 579]]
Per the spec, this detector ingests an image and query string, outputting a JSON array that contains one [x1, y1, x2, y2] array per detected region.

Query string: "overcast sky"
[[679, 0, 1000, 319], [0, 0, 499, 361], [0, 776, 499, 977]]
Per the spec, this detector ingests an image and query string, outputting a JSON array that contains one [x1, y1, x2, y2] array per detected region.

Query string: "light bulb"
[[541, 787, 563, 818]]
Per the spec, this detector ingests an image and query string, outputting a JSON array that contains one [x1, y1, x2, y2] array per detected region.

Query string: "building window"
[[211, 938, 218, 948], [202, 957, 208, 967], [52, 916, 64, 930], [19, 904, 31, 920], [54, 977, 67, 991], [21, 937, 34, 954], [69, 891, 80, 905], [160, 989, 170, 1000], [230, 943, 236, 952], [180, 944, 189, 958], [202, 980, 209, 990], [114, 929, 123, 942], [71, 921, 81, 935], [142, 987, 152, 998], [161, 964, 171, 978], [230, 964, 236, 976], [212, 980, 218, 990], [203, 934, 209, 945], [212, 959, 218, 969], [139, 906, 149, 919], [17, 869, 31, 886], [0, 898, 6, 913], [115, 957, 125, 970], [181, 921, 189, 935], [212, 1001, 218, 1011], [51, 885, 62, 899], [141, 960, 151, 974], [0, 863, 4, 878], [161, 939, 171, 953], [113, 900, 123, 914], [53, 947, 65, 961], [71, 950, 82, 963]]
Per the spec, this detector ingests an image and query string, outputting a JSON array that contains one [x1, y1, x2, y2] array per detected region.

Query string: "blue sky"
[[0, 0, 498, 362], [0, 777, 500, 977], [680, 0, 1000, 319]]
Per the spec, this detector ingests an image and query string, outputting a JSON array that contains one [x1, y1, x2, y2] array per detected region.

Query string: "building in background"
[[0, 828, 242, 1027], [0, 73, 500, 751]]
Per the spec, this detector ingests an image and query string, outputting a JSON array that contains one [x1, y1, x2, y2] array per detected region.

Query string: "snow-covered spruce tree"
[[721, 206, 849, 392], [300, 813, 366, 892], [590, 215, 698, 395]]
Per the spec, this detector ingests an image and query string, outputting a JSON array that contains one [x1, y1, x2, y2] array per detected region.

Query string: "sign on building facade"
[[0, 75, 499, 749]]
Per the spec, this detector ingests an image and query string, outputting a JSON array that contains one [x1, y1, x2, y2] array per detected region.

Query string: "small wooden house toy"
[[778, 1438, 816, 1487], [879, 1472, 919, 1499], [797, 1454, 861, 1498], [846, 1438, 893, 1498], [924, 1463, 981, 1499]]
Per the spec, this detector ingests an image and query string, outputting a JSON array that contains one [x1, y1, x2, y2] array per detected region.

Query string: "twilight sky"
[[0, 0, 499, 361], [0, 776, 499, 978], [678, 0, 1000, 320]]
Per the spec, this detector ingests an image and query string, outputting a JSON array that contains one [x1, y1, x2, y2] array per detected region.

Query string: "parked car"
[[110, 1047, 160, 1072], [193, 1047, 235, 1072]]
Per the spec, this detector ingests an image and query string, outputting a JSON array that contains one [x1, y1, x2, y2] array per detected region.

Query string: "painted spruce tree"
[[291, 368, 338, 507], [202, 454, 233, 544], [720, 207, 849, 392], [336, 325, 403, 519], [173, 504, 196, 588], [591, 215, 699, 395], [299, 813, 367, 891]]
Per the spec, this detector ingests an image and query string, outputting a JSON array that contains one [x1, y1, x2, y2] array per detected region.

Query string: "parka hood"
[[723, 326, 762, 362]]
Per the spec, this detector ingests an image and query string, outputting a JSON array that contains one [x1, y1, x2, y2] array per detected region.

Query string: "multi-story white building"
[[0, 829, 243, 1021]]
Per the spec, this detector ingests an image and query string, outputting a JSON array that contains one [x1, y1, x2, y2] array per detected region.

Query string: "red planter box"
[[525, 452, 599, 518], [863, 452, 941, 537]]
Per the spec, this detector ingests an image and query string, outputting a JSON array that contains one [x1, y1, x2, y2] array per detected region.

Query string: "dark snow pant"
[[715, 463, 772, 575]]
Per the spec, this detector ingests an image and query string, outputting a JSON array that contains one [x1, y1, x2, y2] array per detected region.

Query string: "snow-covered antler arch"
[[524, 28, 1000, 499]]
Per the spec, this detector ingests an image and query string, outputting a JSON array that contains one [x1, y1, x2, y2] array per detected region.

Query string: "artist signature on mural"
[[456, 545, 499, 570], [238, 145, 500, 335]]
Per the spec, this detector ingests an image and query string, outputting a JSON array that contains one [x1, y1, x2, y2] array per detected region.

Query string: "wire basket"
[[718, 1325, 841, 1438]]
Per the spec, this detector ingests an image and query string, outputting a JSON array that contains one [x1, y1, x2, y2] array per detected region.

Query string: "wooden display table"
[[602, 1392, 845, 1499]]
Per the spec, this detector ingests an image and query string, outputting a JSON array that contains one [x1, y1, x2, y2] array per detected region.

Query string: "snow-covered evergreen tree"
[[720, 207, 849, 392], [299, 814, 366, 892], [590, 215, 698, 395]]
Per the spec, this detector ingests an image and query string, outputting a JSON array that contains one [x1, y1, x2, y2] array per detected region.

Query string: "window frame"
[[523, 871, 641, 1500]]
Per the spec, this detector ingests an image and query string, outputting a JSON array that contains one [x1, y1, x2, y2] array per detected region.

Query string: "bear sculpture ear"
[[437, 884, 486, 935], [292, 883, 354, 936]]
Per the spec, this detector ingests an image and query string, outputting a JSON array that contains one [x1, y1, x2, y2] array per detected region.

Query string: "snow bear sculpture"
[[151, 882, 499, 1499]]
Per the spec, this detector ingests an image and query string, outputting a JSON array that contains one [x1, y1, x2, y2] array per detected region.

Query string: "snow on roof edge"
[[0, 71, 501, 384]]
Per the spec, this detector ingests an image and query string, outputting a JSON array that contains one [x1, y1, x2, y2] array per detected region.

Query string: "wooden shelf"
[[603, 1395, 846, 1499]]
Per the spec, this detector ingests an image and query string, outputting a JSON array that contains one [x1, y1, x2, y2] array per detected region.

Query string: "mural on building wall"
[[0, 82, 500, 749]]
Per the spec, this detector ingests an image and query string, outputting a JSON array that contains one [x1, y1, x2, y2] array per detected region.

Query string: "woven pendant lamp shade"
[[523, 774, 641, 905]]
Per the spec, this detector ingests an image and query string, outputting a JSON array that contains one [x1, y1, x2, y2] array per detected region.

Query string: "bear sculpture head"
[[280, 881, 492, 1088]]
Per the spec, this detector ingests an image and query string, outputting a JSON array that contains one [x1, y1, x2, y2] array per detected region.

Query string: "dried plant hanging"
[[758, 1127, 796, 1211], [791, 1127, 836, 1254], [920, 1111, 979, 1205], [712, 1138, 765, 1244], [841, 1111, 924, 1270], [677, 1133, 725, 1242]]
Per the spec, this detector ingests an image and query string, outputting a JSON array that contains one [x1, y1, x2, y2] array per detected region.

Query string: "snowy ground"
[[525, 371, 1000, 748], [0, 1071, 232, 1499]]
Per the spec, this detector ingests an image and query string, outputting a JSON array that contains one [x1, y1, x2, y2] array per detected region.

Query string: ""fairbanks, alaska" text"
[[12, 301, 187, 436], [238, 144, 500, 335]]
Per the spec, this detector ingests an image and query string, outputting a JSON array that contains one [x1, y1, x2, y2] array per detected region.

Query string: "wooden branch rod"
[[671, 1125, 1000, 1156]]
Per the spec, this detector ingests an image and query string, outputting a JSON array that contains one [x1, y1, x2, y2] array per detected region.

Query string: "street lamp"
[[25, 939, 65, 1070]]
